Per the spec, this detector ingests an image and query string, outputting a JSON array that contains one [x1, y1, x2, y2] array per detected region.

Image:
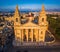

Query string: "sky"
[[0, 0, 60, 10]]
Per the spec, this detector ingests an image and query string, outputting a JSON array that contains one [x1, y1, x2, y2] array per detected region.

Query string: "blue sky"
[[0, 0, 60, 9]]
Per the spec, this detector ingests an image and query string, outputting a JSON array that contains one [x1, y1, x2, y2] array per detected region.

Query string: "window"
[[17, 33, 20, 35], [42, 18, 44, 22], [29, 29, 31, 32], [17, 37, 20, 41], [16, 18, 18, 22], [40, 37, 43, 39], [41, 31, 43, 34], [23, 35, 27, 41]]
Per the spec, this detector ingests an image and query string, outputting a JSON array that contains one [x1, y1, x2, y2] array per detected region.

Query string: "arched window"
[[17, 37, 20, 41], [16, 18, 18, 22], [41, 31, 43, 34], [42, 18, 44, 22], [40, 37, 43, 39], [29, 29, 31, 32]]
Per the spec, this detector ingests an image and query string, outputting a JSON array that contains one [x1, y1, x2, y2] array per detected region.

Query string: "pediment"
[[21, 22, 39, 27]]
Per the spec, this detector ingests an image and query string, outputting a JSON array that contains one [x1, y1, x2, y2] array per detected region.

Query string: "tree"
[[47, 14, 60, 39]]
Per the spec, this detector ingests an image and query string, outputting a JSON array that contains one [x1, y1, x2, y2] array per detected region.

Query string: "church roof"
[[20, 15, 40, 28]]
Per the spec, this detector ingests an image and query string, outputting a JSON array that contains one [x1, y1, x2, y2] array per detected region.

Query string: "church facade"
[[5, 5, 48, 46]]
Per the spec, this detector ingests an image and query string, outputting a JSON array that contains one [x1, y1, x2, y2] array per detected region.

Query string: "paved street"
[[8, 45, 60, 52]]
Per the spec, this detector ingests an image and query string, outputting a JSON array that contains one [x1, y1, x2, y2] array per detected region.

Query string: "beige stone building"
[[5, 5, 48, 46]]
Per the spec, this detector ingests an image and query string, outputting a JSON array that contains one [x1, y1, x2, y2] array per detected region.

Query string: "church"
[[5, 5, 48, 46]]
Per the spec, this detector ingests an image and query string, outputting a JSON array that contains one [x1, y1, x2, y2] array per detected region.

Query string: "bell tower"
[[38, 4, 48, 42], [14, 5, 21, 26], [13, 5, 22, 46], [38, 4, 47, 25]]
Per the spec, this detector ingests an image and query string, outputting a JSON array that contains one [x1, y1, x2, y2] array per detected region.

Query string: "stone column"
[[42, 30, 46, 42], [25, 29, 28, 42], [31, 29, 33, 42], [15, 30, 17, 40], [36, 29, 39, 42], [34, 29, 39, 42], [20, 29, 22, 42], [21, 29, 24, 42], [14, 29, 22, 46], [39, 29, 40, 42]]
